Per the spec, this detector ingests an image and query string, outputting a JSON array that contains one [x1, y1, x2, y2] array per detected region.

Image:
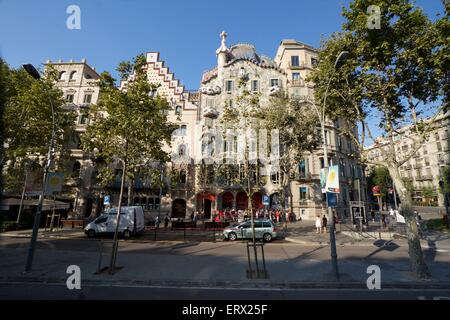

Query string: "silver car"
[[223, 219, 278, 242]]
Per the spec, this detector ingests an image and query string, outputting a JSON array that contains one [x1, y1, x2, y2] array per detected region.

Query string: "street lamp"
[[154, 162, 164, 241], [109, 157, 126, 274], [23, 64, 56, 273], [302, 51, 349, 280]]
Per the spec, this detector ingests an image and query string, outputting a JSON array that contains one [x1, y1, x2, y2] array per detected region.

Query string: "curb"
[[1, 276, 449, 290]]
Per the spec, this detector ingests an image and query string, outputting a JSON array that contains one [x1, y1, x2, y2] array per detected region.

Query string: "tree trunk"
[[388, 165, 430, 279], [127, 177, 133, 206]]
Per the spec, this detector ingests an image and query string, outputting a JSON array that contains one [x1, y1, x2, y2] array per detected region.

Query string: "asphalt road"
[[1, 282, 450, 300], [1, 236, 450, 300]]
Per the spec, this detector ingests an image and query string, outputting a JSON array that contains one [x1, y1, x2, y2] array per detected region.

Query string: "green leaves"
[[2, 62, 76, 192], [82, 55, 176, 187]]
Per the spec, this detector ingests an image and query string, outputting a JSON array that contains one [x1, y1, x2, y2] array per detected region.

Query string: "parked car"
[[85, 206, 145, 239], [223, 219, 278, 242]]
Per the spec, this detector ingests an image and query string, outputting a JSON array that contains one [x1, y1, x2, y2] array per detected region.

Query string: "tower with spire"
[[216, 30, 228, 81]]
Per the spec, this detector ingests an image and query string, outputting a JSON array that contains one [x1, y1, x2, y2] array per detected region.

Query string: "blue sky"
[[0, 0, 445, 90]]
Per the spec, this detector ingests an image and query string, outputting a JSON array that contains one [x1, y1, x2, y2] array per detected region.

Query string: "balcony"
[[291, 79, 303, 87], [288, 62, 311, 70], [416, 175, 433, 181], [70, 149, 85, 158], [295, 173, 312, 181]]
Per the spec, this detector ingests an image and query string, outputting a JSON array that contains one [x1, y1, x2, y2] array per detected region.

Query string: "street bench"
[[62, 219, 85, 229]]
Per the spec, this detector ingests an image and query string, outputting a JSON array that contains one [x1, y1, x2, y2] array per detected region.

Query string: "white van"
[[85, 206, 145, 238]]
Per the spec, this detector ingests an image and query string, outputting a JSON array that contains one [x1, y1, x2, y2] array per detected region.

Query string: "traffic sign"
[[326, 192, 338, 208], [103, 195, 110, 205], [262, 195, 270, 206]]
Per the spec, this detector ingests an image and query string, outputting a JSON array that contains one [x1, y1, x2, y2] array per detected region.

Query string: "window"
[[69, 71, 77, 81], [437, 142, 442, 152], [251, 80, 259, 92], [298, 159, 309, 178], [291, 56, 299, 66], [95, 216, 107, 224], [270, 79, 279, 87], [311, 57, 318, 66], [72, 161, 81, 178], [174, 125, 187, 136], [66, 94, 74, 103], [180, 125, 187, 136], [292, 73, 301, 86], [79, 114, 88, 125], [180, 170, 187, 184], [147, 198, 154, 210], [175, 105, 182, 115], [299, 187, 308, 201], [59, 71, 66, 80], [83, 94, 92, 104], [271, 171, 280, 184], [225, 80, 234, 92]]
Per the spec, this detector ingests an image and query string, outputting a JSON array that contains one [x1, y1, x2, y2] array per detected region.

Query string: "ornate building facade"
[[46, 32, 367, 221]]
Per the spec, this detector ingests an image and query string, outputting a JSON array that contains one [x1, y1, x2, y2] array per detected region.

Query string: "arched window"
[[72, 161, 81, 178], [59, 71, 66, 80], [180, 170, 187, 184], [69, 71, 77, 81]]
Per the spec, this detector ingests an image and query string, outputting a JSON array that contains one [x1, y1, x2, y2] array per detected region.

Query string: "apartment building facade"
[[365, 111, 450, 206]]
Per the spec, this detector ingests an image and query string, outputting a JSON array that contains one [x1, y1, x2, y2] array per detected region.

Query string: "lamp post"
[[23, 64, 56, 273], [302, 51, 349, 280], [109, 157, 126, 274], [154, 163, 163, 241], [17, 161, 32, 225]]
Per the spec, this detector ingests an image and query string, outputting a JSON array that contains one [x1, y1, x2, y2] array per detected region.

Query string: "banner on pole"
[[45, 172, 64, 195], [325, 165, 340, 193]]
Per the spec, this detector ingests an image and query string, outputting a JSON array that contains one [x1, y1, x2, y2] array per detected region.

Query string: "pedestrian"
[[193, 212, 197, 226], [382, 213, 386, 228], [164, 214, 170, 230], [154, 215, 160, 229], [190, 211, 194, 221], [315, 215, 322, 233], [371, 210, 375, 222], [322, 215, 328, 233]]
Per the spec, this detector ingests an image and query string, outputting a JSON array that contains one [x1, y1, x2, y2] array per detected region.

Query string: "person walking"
[[322, 215, 328, 233], [154, 215, 160, 229], [164, 214, 170, 230], [193, 212, 198, 227], [315, 215, 322, 234]]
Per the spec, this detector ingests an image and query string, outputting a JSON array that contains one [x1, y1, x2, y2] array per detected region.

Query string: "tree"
[[440, 166, 450, 195], [367, 165, 393, 207], [255, 93, 319, 215], [2, 61, 76, 194], [307, 0, 448, 278], [81, 54, 176, 206], [421, 186, 435, 206]]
